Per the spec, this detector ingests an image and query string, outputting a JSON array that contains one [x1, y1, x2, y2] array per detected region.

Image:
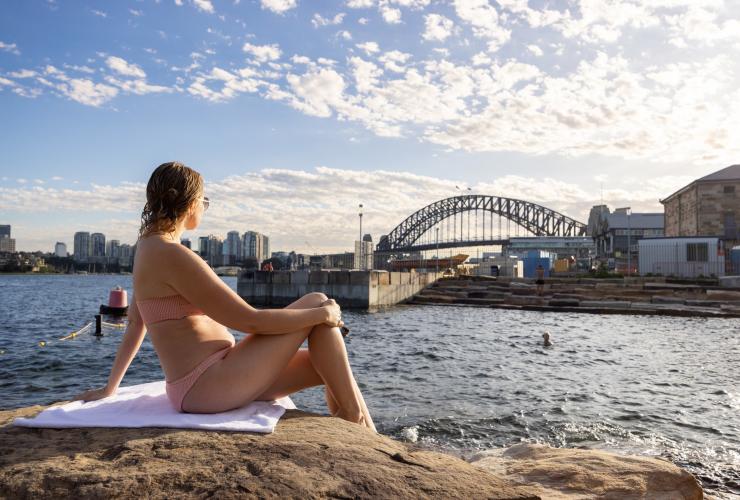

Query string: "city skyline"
[[2, 1, 739, 252]]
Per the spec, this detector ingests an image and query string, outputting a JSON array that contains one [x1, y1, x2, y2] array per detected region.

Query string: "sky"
[[1, 0, 739, 253]]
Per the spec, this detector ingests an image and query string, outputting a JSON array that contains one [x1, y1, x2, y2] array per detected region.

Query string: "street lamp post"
[[627, 207, 631, 277], [358, 204, 363, 270]]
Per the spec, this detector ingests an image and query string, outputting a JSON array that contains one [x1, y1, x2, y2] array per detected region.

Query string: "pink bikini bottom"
[[165, 346, 232, 412]]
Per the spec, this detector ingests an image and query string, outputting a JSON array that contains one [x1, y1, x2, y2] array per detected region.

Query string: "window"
[[724, 185, 736, 195], [686, 242, 708, 262], [725, 212, 737, 239]]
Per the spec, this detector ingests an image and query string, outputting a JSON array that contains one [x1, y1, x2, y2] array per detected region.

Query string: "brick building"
[[660, 164, 740, 244]]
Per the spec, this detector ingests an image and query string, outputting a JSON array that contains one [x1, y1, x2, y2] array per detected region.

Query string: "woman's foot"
[[333, 407, 364, 425], [333, 407, 375, 432]]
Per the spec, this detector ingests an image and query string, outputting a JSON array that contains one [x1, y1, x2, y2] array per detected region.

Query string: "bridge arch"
[[376, 195, 587, 253]]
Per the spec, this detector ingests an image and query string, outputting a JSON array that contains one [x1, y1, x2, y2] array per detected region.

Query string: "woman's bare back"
[[133, 235, 235, 382]]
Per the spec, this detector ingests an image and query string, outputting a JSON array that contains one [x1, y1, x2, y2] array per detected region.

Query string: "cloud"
[[261, 0, 297, 14], [453, 0, 510, 52], [346, 0, 374, 7], [91, 9, 107, 18], [8, 69, 36, 78], [106, 56, 146, 78], [380, 5, 401, 24], [423, 14, 455, 42], [1, 167, 685, 253], [312, 12, 345, 28], [527, 44, 543, 56], [129, 8, 143, 16], [242, 42, 282, 63], [0, 41, 20, 55], [187, 66, 266, 102], [192, 0, 215, 13], [356, 41, 380, 54]]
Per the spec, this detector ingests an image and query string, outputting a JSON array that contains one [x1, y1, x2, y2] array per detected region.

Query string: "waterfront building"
[[321, 252, 356, 269], [118, 244, 133, 268], [73, 231, 91, 262], [54, 242, 67, 257], [588, 206, 664, 272], [91, 233, 106, 263], [661, 164, 740, 245], [223, 231, 241, 266], [0, 236, 15, 253], [271, 251, 290, 268], [198, 236, 209, 259], [262, 236, 270, 264], [181, 238, 191, 249], [354, 240, 374, 270], [506, 237, 595, 272], [0, 225, 9, 238], [639, 237, 725, 278], [288, 251, 297, 270], [106, 240, 120, 262], [207, 235, 223, 267], [242, 231, 266, 263]]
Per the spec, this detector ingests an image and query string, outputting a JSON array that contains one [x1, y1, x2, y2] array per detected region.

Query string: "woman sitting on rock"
[[75, 161, 375, 431]]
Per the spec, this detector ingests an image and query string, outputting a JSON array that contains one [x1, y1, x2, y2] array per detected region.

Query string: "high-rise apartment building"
[[207, 235, 223, 267], [0, 225, 14, 253], [241, 231, 271, 264], [91, 233, 106, 261], [73, 232, 91, 262], [199, 236, 209, 259], [181, 238, 191, 249], [118, 244, 133, 267], [0, 236, 15, 253], [262, 235, 270, 263], [54, 242, 67, 257], [106, 239, 120, 262], [223, 231, 242, 265]]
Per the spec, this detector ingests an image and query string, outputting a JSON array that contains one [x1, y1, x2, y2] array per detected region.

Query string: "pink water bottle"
[[108, 286, 128, 308]]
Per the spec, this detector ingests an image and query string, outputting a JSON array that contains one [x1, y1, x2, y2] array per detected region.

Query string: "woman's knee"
[[304, 291, 328, 305]]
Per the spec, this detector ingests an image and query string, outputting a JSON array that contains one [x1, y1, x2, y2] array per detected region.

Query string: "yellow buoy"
[[38, 341, 46, 347]]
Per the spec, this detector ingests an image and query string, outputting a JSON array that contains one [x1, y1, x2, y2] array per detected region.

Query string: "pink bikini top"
[[136, 294, 205, 325]]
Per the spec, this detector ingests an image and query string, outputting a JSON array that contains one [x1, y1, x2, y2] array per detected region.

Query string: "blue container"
[[730, 246, 740, 275], [522, 250, 553, 278]]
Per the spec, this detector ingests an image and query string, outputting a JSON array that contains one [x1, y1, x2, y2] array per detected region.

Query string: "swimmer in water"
[[542, 331, 552, 347]]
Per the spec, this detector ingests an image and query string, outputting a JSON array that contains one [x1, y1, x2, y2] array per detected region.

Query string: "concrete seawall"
[[237, 269, 441, 308]]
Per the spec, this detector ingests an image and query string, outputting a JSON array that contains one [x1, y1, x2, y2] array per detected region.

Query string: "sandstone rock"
[[0, 407, 538, 500], [0, 406, 706, 499], [471, 444, 703, 500]]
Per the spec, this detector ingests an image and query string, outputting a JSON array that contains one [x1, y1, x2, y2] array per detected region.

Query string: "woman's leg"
[[307, 323, 376, 431], [182, 293, 368, 428], [254, 348, 339, 416]]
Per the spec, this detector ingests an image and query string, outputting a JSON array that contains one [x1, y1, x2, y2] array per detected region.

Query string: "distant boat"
[[388, 254, 468, 271]]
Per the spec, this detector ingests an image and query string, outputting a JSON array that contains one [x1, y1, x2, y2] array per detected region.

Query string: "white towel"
[[13, 381, 296, 433]]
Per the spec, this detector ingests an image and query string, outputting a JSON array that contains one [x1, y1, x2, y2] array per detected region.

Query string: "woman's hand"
[[321, 298, 344, 328], [73, 386, 114, 403]]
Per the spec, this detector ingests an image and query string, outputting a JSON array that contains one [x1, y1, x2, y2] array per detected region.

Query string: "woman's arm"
[[165, 245, 334, 334], [74, 299, 147, 402]]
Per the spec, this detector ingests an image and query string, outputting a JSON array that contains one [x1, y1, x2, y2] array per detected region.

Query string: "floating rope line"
[[59, 322, 93, 341], [101, 321, 126, 329]]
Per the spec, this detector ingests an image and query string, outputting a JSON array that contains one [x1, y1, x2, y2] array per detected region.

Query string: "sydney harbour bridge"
[[375, 195, 587, 259]]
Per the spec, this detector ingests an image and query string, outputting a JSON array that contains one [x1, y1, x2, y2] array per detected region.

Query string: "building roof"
[[696, 164, 740, 182], [605, 212, 664, 229], [662, 164, 740, 203]]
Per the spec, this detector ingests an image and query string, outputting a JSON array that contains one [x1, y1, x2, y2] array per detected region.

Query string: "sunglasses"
[[198, 196, 210, 211]]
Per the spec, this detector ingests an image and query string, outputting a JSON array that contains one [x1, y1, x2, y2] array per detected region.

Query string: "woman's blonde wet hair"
[[139, 161, 204, 238]]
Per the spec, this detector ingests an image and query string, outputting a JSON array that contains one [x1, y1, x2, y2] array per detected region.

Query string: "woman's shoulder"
[[136, 236, 195, 266]]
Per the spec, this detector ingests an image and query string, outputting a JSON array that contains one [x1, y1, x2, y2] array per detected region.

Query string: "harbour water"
[[0, 274, 738, 495]]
